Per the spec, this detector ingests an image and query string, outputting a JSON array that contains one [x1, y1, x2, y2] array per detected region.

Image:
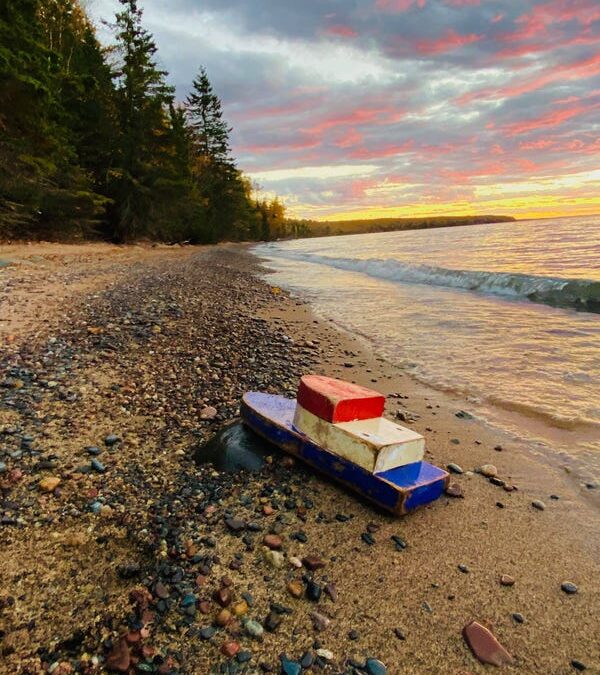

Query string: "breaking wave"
[[265, 250, 600, 313]]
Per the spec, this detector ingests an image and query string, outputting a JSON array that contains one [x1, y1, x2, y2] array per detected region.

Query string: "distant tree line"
[[300, 214, 517, 238], [0, 0, 291, 243]]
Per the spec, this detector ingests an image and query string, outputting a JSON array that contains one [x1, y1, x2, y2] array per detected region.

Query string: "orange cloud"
[[324, 24, 358, 38]]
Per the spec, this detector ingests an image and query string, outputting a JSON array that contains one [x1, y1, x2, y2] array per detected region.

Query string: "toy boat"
[[241, 375, 449, 515]]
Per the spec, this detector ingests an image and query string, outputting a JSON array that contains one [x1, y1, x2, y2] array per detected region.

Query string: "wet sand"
[[0, 243, 598, 674]]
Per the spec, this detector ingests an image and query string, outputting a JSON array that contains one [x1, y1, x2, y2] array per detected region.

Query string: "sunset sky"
[[90, 0, 600, 221]]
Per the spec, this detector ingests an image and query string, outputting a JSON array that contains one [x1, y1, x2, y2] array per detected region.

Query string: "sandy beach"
[[0, 243, 598, 675]]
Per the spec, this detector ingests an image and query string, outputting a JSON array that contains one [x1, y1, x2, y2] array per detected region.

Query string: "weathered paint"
[[241, 392, 448, 516], [297, 375, 385, 423], [293, 403, 424, 473]]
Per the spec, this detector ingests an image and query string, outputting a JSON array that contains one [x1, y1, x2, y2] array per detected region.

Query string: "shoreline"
[[0, 243, 598, 674]]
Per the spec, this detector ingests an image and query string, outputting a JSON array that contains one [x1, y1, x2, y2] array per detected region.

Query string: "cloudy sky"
[[89, 0, 600, 221]]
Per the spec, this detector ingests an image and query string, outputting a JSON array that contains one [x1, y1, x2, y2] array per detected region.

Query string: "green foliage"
[[0, 0, 289, 242]]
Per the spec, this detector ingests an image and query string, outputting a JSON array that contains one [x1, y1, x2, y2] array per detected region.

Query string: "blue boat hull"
[[241, 392, 449, 516]]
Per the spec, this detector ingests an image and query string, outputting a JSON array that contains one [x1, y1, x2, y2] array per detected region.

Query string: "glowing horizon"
[[90, 0, 600, 222]]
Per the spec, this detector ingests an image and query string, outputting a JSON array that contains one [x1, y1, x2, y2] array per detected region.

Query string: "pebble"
[[287, 580, 303, 599], [316, 648, 333, 660], [532, 500, 546, 510], [213, 588, 232, 607], [200, 626, 216, 640], [348, 629, 359, 640], [571, 659, 587, 671], [216, 609, 232, 626], [463, 620, 514, 666], [306, 580, 322, 602], [302, 555, 325, 571], [104, 434, 120, 446], [263, 549, 284, 568], [477, 464, 498, 477], [391, 535, 407, 550], [458, 563, 469, 573], [244, 619, 264, 639], [264, 611, 281, 632], [310, 611, 330, 631], [263, 534, 282, 550], [221, 641, 240, 658], [394, 628, 406, 640], [365, 658, 388, 675], [512, 612, 524, 623], [90, 458, 106, 473], [237, 651, 252, 664], [561, 581, 578, 594], [280, 658, 301, 675], [39, 476, 61, 492], [0, 462, 6, 474], [225, 517, 246, 532], [447, 463, 464, 474], [300, 652, 313, 668], [232, 600, 249, 617], [445, 483, 464, 498], [86, 446, 101, 455], [500, 575, 515, 587], [200, 406, 218, 420], [105, 638, 130, 672]]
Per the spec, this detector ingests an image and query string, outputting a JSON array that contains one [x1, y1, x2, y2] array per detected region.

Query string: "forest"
[[0, 0, 300, 243]]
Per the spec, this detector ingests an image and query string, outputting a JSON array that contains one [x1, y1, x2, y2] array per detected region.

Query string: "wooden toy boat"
[[241, 375, 449, 515]]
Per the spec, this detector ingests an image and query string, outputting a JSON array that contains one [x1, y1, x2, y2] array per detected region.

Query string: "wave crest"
[[265, 250, 600, 313]]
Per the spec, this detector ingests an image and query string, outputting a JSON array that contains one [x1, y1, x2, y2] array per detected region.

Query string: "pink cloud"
[[334, 129, 364, 148], [415, 29, 482, 55], [456, 52, 600, 105], [324, 24, 358, 38], [303, 107, 395, 135], [349, 141, 414, 159], [503, 103, 597, 136], [444, 0, 480, 5]]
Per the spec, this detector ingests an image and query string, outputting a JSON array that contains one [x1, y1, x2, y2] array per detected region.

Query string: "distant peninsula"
[[290, 214, 516, 238]]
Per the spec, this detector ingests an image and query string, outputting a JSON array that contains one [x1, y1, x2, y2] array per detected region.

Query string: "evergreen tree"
[[186, 66, 249, 242], [109, 0, 175, 241]]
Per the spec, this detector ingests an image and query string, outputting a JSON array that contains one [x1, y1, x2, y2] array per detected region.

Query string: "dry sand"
[[0, 242, 598, 675]]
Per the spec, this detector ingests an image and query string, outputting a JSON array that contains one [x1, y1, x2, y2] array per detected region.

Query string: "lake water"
[[255, 216, 600, 479]]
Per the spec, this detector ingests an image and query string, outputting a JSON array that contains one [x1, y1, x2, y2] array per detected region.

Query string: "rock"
[[500, 575, 515, 587], [104, 434, 120, 446], [512, 612, 524, 623], [310, 611, 330, 631], [455, 410, 474, 420], [306, 580, 322, 602], [264, 611, 281, 632], [561, 581, 578, 594], [391, 535, 407, 550], [324, 583, 338, 602], [232, 600, 248, 617], [394, 628, 406, 640], [463, 620, 514, 666], [154, 581, 169, 599], [458, 564, 469, 573], [532, 500, 546, 511], [490, 476, 505, 486], [105, 638, 130, 672], [447, 463, 464, 474], [213, 588, 232, 607], [316, 648, 333, 660], [237, 651, 252, 664], [39, 476, 61, 492], [215, 609, 232, 626], [281, 658, 301, 675], [225, 517, 246, 532], [365, 658, 388, 675], [445, 483, 464, 498], [200, 626, 216, 640], [244, 619, 264, 639], [287, 580, 303, 599], [302, 555, 325, 571], [90, 458, 106, 473], [86, 446, 102, 456], [0, 462, 6, 474], [571, 660, 587, 671], [477, 464, 497, 477], [263, 534, 282, 550], [200, 406, 218, 420], [263, 548, 284, 568], [221, 641, 240, 658], [348, 629, 359, 640]]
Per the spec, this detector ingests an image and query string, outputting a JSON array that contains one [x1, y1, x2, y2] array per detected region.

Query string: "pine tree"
[[186, 66, 251, 242], [109, 0, 175, 241]]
